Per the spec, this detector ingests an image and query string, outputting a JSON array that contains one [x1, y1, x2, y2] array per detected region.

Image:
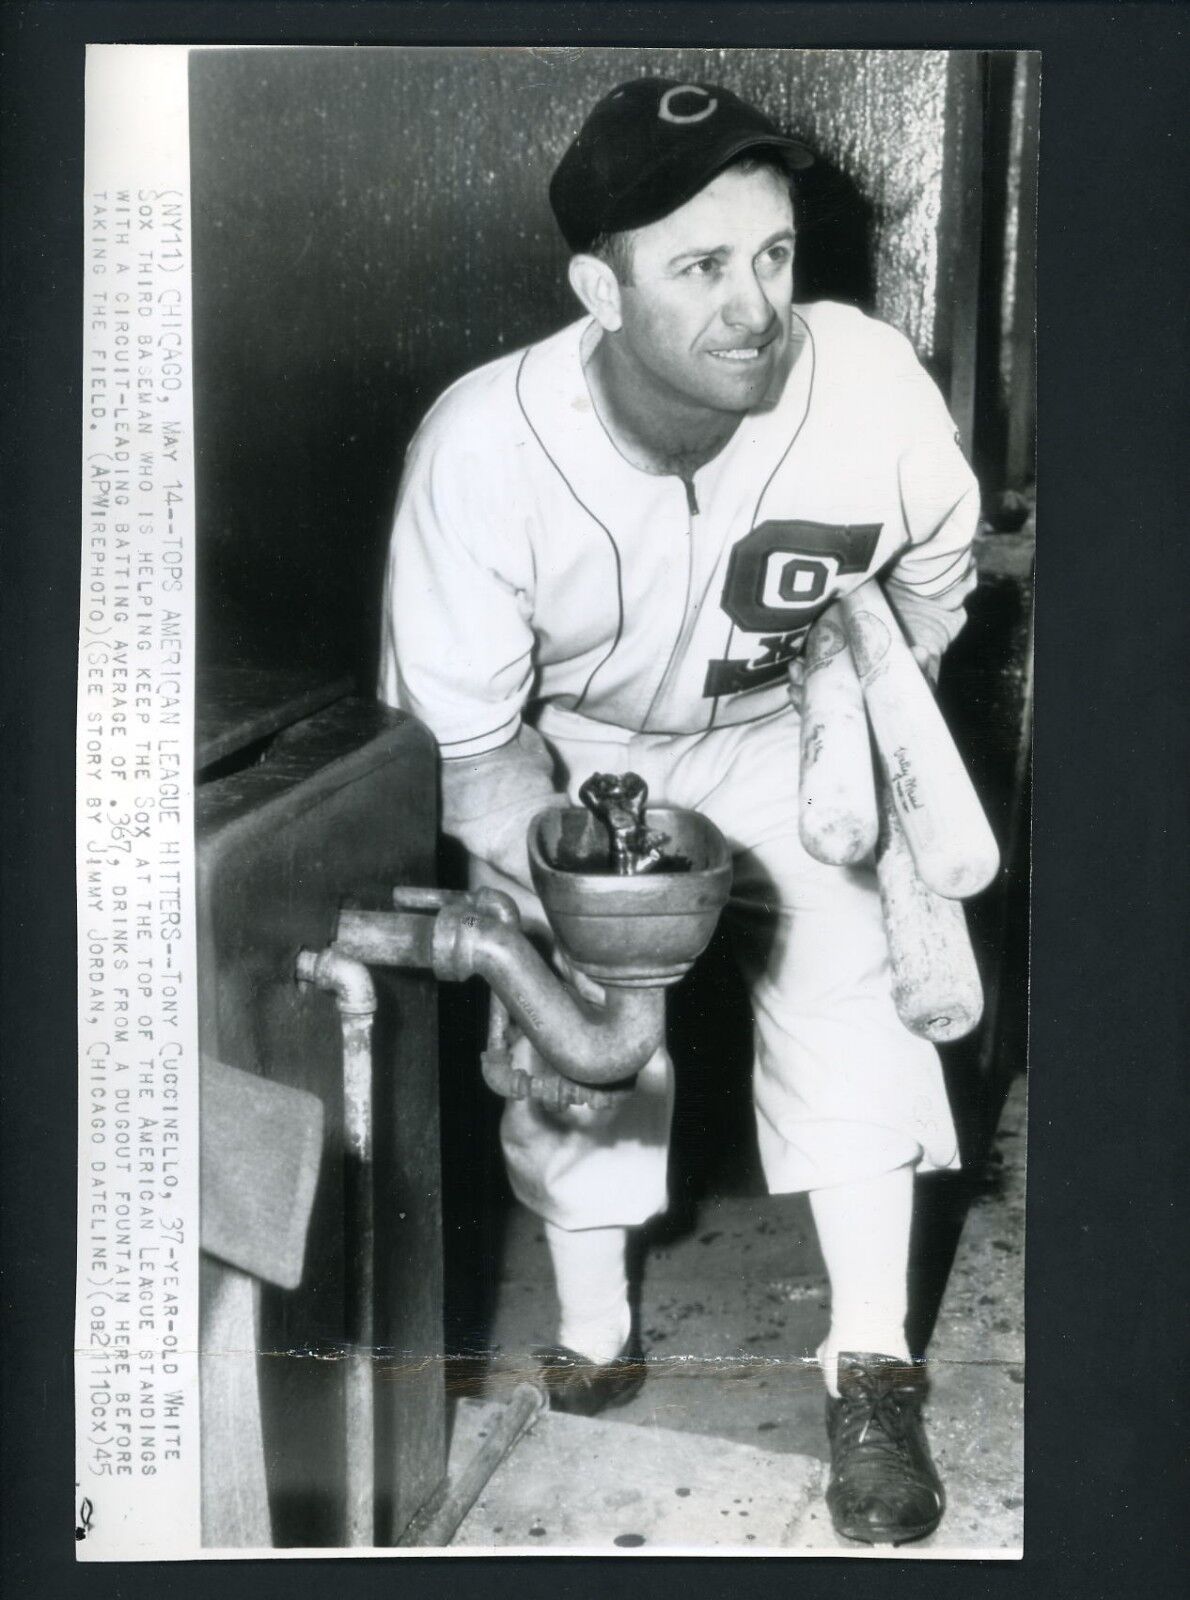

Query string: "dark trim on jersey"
[[710, 310, 817, 729], [514, 348, 625, 715], [438, 707, 520, 750], [889, 545, 973, 593]]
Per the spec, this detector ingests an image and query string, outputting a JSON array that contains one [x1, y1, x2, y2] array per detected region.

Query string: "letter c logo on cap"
[[658, 85, 718, 125]]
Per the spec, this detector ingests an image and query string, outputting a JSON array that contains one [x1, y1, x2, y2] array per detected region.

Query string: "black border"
[[2, 5, 1187, 1599]]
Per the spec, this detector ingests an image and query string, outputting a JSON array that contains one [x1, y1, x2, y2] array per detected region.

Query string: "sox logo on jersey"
[[704, 519, 884, 696]]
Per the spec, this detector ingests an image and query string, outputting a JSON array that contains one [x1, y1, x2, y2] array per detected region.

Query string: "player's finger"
[[910, 642, 941, 686]]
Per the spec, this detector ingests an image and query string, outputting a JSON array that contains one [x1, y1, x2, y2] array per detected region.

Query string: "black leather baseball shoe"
[[825, 1352, 945, 1545], [533, 1338, 647, 1417]]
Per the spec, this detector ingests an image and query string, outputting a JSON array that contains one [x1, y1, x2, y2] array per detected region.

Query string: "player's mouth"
[[707, 334, 779, 364]]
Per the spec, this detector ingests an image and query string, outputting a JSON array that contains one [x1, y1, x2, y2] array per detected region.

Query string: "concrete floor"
[[443, 1075, 1026, 1556]]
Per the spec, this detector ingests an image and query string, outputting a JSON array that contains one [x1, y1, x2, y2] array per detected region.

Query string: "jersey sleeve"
[[378, 409, 536, 761], [880, 336, 981, 659]]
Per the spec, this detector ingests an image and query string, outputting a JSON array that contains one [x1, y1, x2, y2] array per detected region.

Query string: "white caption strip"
[[75, 46, 201, 1559]]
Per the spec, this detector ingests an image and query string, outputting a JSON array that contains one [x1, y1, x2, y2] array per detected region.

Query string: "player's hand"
[[786, 656, 807, 716]]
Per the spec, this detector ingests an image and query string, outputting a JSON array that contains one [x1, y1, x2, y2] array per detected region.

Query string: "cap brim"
[[714, 130, 815, 173]]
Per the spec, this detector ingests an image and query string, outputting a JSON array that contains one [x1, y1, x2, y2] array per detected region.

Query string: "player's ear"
[[568, 254, 623, 332]]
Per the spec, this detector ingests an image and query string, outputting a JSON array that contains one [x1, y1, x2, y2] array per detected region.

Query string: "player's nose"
[[722, 268, 777, 336]]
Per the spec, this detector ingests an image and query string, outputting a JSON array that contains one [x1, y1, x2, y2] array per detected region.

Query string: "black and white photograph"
[[75, 42, 1037, 1558]]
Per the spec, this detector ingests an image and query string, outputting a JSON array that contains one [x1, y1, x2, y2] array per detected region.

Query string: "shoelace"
[[835, 1378, 921, 1461]]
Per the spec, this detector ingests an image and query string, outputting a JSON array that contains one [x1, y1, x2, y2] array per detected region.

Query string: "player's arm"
[[438, 723, 566, 894], [880, 344, 982, 683], [379, 423, 565, 891]]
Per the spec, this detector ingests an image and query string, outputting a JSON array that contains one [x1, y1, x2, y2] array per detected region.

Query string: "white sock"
[[543, 1220, 631, 1365], [808, 1165, 915, 1398]]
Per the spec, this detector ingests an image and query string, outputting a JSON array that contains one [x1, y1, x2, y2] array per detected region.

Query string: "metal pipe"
[[391, 886, 462, 912], [436, 903, 664, 1085], [295, 947, 378, 1549], [336, 901, 664, 1086], [336, 908, 437, 969], [479, 992, 522, 1099], [480, 993, 624, 1111]]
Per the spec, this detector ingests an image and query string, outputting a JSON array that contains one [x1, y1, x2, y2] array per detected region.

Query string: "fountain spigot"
[[577, 771, 671, 875]]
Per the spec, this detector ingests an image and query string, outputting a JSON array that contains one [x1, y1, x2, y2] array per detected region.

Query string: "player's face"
[[615, 165, 796, 416]]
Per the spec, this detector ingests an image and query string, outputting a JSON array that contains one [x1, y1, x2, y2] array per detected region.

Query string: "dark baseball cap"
[[549, 78, 814, 254]]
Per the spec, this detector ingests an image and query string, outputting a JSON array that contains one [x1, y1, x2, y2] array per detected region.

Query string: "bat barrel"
[[876, 787, 984, 1042], [840, 580, 999, 899], [796, 608, 878, 866]]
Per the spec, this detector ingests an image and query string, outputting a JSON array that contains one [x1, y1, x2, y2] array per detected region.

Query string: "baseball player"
[[380, 79, 979, 1545]]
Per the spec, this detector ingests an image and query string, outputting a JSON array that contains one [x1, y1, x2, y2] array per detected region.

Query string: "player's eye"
[[759, 242, 793, 271], [682, 256, 722, 279]]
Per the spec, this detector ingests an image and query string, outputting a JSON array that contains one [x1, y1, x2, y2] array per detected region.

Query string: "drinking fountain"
[[326, 775, 732, 1109]]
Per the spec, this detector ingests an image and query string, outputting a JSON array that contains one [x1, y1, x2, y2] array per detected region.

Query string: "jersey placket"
[[639, 477, 712, 733]]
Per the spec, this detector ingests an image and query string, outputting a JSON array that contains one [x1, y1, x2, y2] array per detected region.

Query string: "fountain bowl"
[[528, 806, 732, 987]]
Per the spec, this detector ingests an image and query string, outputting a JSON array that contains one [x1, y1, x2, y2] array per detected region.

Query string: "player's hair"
[[587, 229, 638, 284], [587, 150, 797, 286]]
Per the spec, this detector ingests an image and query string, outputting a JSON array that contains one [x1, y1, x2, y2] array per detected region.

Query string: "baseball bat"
[[875, 783, 984, 1042], [795, 607, 878, 865], [839, 579, 1000, 899]]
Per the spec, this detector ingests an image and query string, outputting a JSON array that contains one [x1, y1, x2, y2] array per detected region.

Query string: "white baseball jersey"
[[379, 300, 979, 762]]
